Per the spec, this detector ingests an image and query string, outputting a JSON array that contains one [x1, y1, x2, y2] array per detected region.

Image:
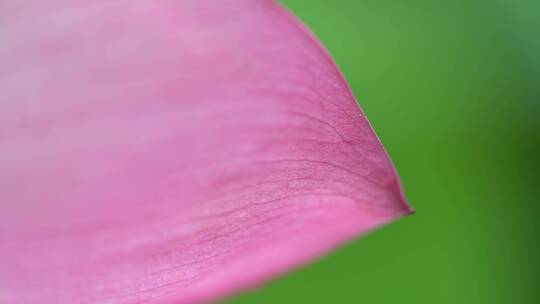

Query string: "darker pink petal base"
[[0, 0, 412, 303]]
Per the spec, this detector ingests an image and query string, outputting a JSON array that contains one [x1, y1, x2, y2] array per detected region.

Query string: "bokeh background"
[[225, 0, 540, 303]]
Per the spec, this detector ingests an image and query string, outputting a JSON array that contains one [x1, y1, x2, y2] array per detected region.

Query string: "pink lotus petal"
[[0, 1, 412, 303]]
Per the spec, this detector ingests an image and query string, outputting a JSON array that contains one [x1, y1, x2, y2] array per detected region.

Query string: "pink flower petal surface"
[[0, 1, 412, 303]]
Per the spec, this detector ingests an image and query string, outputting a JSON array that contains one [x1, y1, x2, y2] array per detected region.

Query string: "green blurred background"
[[225, 0, 540, 303]]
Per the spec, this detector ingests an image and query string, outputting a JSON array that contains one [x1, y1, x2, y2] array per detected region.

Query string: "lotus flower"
[[0, 1, 412, 303]]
